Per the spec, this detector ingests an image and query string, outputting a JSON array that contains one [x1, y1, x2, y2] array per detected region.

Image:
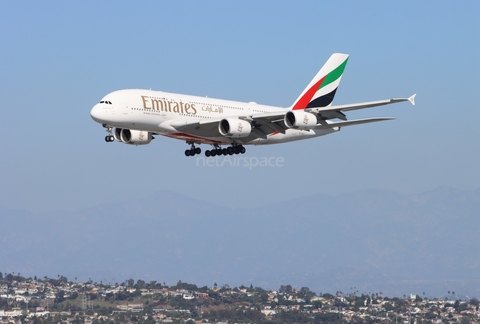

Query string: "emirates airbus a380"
[[90, 53, 415, 157]]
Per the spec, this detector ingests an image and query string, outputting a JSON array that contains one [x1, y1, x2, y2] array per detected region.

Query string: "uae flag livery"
[[292, 53, 349, 110]]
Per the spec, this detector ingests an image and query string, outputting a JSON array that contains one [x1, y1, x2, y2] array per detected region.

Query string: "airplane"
[[90, 53, 415, 157]]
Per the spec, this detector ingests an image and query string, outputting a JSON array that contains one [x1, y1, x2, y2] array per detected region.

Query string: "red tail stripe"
[[292, 76, 326, 110]]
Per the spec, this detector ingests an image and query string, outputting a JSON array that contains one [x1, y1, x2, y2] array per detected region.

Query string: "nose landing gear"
[[104, 125, 114, 143]]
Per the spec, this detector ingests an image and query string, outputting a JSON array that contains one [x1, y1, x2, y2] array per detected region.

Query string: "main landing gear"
[[185, 143, 201, 157], [184, 142, 246, 157], [204, 144, 246, 157]]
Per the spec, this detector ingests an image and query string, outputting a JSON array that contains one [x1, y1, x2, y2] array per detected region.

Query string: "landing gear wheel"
[[105, 136, 110, 142], [205, 150, 211, 157], [227, 147, 234, 155], [185, 143, 202, 157], [240, 146, 246, 154]]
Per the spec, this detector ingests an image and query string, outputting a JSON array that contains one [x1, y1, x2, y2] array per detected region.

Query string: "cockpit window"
[[100, 101, 105, 103], [99, 101, 113, 104]]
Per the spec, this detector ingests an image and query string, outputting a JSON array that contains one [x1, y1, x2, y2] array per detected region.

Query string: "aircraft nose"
[[90, 104, 104, 123]]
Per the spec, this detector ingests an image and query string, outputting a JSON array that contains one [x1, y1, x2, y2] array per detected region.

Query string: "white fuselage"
[[90, 89, 338, 146]]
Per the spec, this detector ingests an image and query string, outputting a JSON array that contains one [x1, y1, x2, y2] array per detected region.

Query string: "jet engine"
[[284, 111, 317, 130], [218, 119, 252, 138], [113, 128, 152, 145]]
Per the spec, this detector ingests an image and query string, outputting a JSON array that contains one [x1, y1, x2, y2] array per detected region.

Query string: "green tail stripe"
[[319, 57, 349, 90]]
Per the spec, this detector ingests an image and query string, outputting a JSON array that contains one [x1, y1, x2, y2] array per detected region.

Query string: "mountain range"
[[1, 187, 479, 297]]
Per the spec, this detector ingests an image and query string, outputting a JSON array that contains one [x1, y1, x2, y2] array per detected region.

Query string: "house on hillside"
[[0, 285, 8, 294]]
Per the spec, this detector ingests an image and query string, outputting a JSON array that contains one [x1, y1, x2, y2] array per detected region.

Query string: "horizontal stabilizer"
[[316, 117, 395, 129]]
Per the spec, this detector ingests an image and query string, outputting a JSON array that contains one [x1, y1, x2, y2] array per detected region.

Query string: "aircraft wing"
[[170, 115, 395, 144], [169, 94, 414, 142], [306, 94, 416, 120]]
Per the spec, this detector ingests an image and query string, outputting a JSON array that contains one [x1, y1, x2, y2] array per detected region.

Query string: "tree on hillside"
[[135, 279, 146, 288], [173, 281, 197, 291], [148, 280, 157, 288], [298, 287, 311, 298], [279, 284, 293, 296], [454, 300, 460, 313], [221, 284, 230, 290], [470, 298, 479, 311]]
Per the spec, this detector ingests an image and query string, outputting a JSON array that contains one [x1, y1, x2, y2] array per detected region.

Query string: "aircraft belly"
[[163, 133, 230, 145]]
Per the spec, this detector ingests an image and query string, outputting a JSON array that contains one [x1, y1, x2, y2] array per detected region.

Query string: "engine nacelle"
[[218, 119, 252, 138], [284, 111, 317, 130], [114, 128, 152, 145]]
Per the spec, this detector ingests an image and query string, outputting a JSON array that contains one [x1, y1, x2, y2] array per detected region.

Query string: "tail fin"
[[291, 53, 349, 110]]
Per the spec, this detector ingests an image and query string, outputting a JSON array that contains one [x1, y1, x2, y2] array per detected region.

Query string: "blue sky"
[[0, 1, 479, 212]]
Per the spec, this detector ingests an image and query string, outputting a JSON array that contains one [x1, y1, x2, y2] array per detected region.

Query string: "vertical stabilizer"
[[291, 53, 349, 110]]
